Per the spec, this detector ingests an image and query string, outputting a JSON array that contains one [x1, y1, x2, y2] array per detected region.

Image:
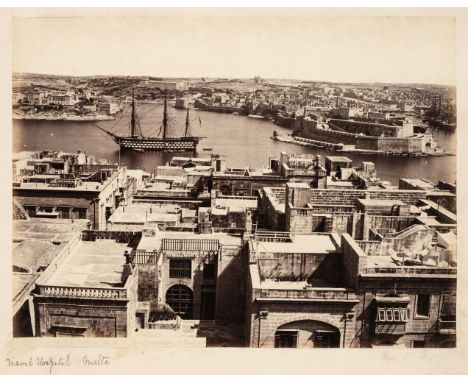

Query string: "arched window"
[[165, 285, 193, 319]]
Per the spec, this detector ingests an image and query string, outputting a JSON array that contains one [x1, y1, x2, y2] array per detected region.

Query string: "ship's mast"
[[130, 87, 136, 137], [162, 89, 168, 140], [185, 105, 190, 137]]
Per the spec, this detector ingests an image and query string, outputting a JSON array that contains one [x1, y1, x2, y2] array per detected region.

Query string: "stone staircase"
[[132, 319, 206, 347], [132, 319, 244, 347]]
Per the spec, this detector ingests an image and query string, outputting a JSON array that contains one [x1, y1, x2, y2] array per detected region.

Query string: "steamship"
[[96, 91, 202, 152]]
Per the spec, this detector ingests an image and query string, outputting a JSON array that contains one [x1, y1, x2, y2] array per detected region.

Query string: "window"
[[378, 309, 386, 322], [314, 330, 340, 348], [166, 284, 193, 318], [169, 259, 192, 279], [416, 294, 431, 318], [75, 208, 87, 219], [57, 207, 71, 219], [203, 263, 216, 280], [274, 331, 298, 348], [377, 308, 409, 322], [400, 309, 408, 322], [385, 309, 394, 322], [24, 205, 37, 217]]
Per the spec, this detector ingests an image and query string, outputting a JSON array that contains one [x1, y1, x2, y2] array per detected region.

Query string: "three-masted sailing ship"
[[96, 90, 202, 152]]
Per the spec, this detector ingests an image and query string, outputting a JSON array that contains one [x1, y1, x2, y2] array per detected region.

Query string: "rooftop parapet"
[[35, 284, 129, 300], [362, 266, 456, 277]]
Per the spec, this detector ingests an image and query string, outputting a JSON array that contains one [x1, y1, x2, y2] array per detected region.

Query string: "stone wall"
[[247, 301, 357, 348], [159, 249, 208, 319], [215, 243, 246, 323], [212, 176, 286, 197], [34, 297, 129, 337], [137, 264, 159, 304], [258, 252, 343, 285], [352, 277, 456, 348], [328, 119, 399, 137], [309, 189, 426, 206], [286, 205, 314, 233]]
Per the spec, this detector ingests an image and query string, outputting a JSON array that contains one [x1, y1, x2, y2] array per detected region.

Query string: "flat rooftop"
[[400, 178, 434, 190], [170, 157, 211, 164], [251, 234, 339, 254], [14, 178, 113, 192], [12, 219, 89, 309], [357, 199, 405, 207], [45, 240, 131, 288], [108, 204, 180, 224], [213, 197, 257, 210], [13, 219, 88, 272], [326, 156, 352, 162], [286, 182, 310, 189], [326, 177, 355, 188]]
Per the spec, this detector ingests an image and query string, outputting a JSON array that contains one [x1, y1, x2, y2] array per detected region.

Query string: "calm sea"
[[13, 103, 456, 185]]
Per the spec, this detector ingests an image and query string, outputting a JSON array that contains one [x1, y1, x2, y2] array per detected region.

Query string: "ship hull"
[[112, 135, 201, 152]]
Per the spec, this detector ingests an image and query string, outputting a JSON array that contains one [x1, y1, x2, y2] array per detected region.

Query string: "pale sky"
[[13, 16, 456, 85]]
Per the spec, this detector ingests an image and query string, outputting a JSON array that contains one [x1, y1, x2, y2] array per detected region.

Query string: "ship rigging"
[[95, 89, 202, 152]]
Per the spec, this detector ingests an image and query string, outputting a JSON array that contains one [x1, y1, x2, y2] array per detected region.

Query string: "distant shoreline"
[[13, 114, 115, 122]]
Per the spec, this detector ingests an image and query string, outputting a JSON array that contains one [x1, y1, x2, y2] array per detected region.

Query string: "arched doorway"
[[275, 320, 341, 348], [165, 285, 193, 319]]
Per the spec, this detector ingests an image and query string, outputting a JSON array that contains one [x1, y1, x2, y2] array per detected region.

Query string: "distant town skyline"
[[13, 16, 456, 86], [12, 72, 456, 89]]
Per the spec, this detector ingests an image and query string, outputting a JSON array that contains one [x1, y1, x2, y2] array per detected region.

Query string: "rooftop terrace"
[[250, 233, 340, 255], [108, 204, 180, 225], [45, 240, 131, 288]]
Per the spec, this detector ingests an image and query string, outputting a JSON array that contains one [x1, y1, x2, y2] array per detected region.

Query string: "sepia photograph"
[[1, 3, 467, 375]]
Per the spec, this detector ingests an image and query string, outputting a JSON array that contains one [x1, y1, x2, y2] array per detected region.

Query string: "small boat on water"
[[248, 114, 265, 119], [203, 147, 213, 151]]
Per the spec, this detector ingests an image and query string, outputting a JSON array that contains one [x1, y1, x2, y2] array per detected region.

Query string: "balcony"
[[438, 317, 456, 335], [255, 287, 358, 302], [364, 266, 456, 277], [131, 250, 160, 264]]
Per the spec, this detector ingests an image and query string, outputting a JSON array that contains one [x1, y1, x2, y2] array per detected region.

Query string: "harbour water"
[[13, 103, 456, 185]]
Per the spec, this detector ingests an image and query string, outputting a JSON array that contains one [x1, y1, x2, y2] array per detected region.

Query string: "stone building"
[[245, 232, 359, 348], [344, 233, 457, 348], [13, 151, 135, 229], [135, 231, 245, 324], [32, 232, 139, 337], [245, 231, 456, 348], [12, 219, 90, 337]]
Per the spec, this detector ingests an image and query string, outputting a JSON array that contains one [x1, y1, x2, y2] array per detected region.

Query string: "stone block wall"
[[286, 205, 314, 233], [247, 301, 357, 348], [309, 189, 426, 206], [34, 297, 129, 337], [137, 264, 159, 304], [160, 249, 207, 319]]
